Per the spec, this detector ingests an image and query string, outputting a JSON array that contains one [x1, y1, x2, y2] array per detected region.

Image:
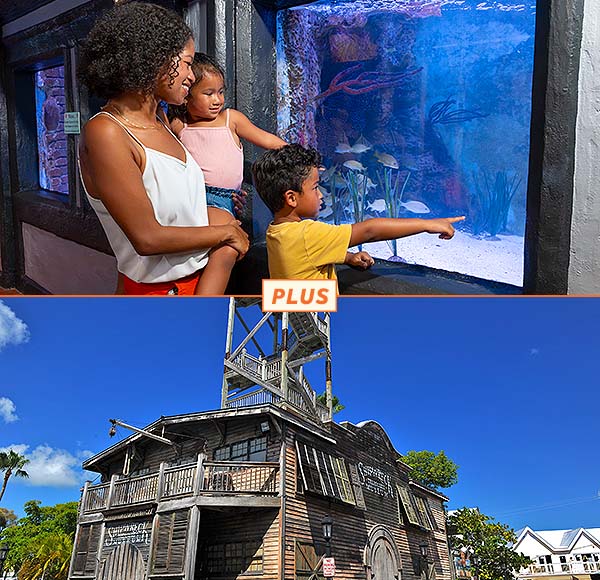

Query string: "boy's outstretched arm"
[[349, 217, 465, 247]]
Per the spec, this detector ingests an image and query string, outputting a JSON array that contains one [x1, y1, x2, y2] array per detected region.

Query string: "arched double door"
[[365, 525, 402, 580]]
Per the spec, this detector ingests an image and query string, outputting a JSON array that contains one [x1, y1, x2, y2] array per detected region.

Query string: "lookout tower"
[[221, 298, 332, 423]]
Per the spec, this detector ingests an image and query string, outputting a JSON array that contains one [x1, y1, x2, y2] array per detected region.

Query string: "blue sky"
[[0, 297, 598, 533]]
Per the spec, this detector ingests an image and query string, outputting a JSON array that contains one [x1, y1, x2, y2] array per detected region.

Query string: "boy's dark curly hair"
[[252, 144, 322, 214], [78, 2, 192, 100], [168, 52, 226, 122]]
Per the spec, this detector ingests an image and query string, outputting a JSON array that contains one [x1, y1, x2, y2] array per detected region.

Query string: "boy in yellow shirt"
[[252, 144, 464, 280]]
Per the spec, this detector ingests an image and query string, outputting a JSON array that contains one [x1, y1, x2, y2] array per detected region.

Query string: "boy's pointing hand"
[[426, 216, 466, 239]]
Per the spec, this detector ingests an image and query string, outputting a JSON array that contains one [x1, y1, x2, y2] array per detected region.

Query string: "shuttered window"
[[72, 523, 102, 576], [296, 441, 355, 505], [150, 510, 189, 575], [413, 494, 436, 530], [396, 482, 422, 527], [397, 482, 434, 530]]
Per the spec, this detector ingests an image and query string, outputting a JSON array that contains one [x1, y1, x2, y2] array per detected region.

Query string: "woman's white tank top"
[[82, 111, 210, 283]]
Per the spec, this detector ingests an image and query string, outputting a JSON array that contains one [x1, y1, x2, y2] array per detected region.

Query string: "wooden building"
[[70, 302, 452, 580]]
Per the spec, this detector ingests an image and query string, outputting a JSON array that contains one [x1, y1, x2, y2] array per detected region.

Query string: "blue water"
[[271, 0, 535, 285]]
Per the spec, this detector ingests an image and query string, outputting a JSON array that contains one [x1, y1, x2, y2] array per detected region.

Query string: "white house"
[[515, 527, 600, 579]]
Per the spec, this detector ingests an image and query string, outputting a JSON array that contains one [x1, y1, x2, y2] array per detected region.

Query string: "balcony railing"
[[81, 457, 279, 513], [520, 558, 600, 576]]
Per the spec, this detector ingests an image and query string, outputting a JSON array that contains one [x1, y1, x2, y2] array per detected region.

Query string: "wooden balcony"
[[81, 457, 280, 514], [520, 557, 600, 577]]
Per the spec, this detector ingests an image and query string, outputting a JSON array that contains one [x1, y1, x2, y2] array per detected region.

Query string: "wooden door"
[[295, 541, 325, 580], [371, 539, 399, 580], [99, 543, 146, 580]]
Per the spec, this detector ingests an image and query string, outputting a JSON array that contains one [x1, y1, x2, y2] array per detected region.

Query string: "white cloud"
[[0, 397, 18, 423], [0, 301, 30, 351], [0, 444, 92, 488], [530, 347, 540, 356]]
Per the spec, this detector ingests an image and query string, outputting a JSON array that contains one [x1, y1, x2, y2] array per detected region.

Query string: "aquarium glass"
[[35, 65, 69, 195], [275, 0, 536, 286]]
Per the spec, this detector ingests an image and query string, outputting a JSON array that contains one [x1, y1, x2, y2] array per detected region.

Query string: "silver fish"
[[350, 143, 371, 154], [400, 200, 431, 214], [367, 199, 387, 213], [343, 160, 366, 172], [375, 152, 400, 169], [335, 142, 353, 154]]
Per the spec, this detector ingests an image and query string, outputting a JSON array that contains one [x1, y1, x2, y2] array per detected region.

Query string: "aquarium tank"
[[272, 0, 535, 286]]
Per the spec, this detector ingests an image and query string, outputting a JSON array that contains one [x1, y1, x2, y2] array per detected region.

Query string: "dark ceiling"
[[0, 0, 59, 25]]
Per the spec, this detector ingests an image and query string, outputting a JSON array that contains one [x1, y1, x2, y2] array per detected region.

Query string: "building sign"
[[105, 521, 151, 547], [357, 462, 394, 498], [63, 112, 80, 134], [323, 557, 336, 577]]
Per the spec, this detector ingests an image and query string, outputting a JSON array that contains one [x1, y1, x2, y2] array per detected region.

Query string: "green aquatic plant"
[[472, 170, 521, 237], [342, 169, 368, 250], [376, 168, 411, 257]]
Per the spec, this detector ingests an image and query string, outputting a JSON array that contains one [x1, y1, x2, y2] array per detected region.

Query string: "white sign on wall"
[[323, 556, 336, 577]]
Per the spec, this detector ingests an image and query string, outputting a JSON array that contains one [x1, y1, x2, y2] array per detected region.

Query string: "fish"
[[399, 200, 431, 214], [374, 152, 400, 169], [335, 142, 353, 154], [343, 160, 366, 172], [357, 175, 377, 189], [350, 143, 371, 154], [367, 199, 387, 213]]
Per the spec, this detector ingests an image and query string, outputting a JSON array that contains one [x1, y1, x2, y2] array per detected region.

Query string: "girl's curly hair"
[[79, 2, 193, 100], [168, 53, 226, 122]]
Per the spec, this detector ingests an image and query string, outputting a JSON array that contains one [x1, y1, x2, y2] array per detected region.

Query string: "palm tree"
[[0, 449, 30, 502]]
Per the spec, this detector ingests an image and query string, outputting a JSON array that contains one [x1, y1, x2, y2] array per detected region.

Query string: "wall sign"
[[357, 462, 394, 498], [105, 521, 151, 547], [64, 112, 80, 134]]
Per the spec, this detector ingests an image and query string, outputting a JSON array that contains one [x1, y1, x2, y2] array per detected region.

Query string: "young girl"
[[170, 53, 286, 295]]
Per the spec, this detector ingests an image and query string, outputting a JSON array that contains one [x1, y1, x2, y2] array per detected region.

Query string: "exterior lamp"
[[0, 544, 9, 577], [321, 515, 333, 557], [419, 543, 429, 579]]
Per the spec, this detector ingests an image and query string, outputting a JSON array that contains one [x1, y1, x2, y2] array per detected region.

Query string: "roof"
[[83, 403, 336, 471], [515, 527, 600, 553]]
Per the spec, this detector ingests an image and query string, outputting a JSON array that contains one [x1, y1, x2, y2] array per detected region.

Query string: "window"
[[396, 481, 434, 530], [206, 541, 263, 575], [296, 441, 355, 505], [34, 64, 69, 195], [214, 436, 267, 462]]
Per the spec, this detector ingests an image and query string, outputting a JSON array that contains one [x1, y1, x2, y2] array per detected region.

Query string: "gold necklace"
[[105, 104, 161, 130]]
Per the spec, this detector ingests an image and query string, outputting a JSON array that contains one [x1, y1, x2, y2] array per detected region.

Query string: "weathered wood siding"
[[282, 420, 452, 580]]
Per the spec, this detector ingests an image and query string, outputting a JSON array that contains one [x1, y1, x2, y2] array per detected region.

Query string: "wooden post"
[[222, 297, 236, 408], [184, 506, 202, 580], [106, 473, 118, 509], [194, 453, 206, 495], [281, 312, 289, 403], [156, 462, 166, 501], [325, 313, 333, 421], [80, 480, 90, 513]]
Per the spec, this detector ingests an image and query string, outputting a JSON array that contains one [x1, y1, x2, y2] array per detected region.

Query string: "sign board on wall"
[[64, 112, 80, 134], [104, 521, 151, 547], [323, 557, 336, 577]]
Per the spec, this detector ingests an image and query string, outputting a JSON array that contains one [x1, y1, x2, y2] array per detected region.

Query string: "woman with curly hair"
[[78, 2, 248, 295]]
